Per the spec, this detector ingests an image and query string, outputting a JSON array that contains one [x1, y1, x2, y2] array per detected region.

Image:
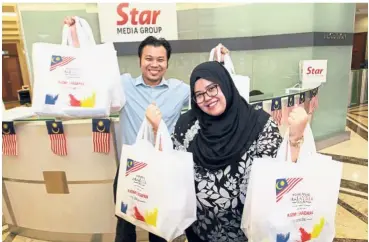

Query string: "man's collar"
[[135, 75, 168, 87]]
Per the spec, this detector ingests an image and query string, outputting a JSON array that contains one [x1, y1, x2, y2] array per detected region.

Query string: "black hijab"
[[186, 61, 270, 170]]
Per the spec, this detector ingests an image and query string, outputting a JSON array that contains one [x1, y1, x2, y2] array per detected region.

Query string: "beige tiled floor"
[[3, 105, 368, 242], [326, 104, 368, 241], [320, 126, 368, 159], [335, 205, 368, 240], [340, 161, 368, 184], [339, 193, 368, 217]]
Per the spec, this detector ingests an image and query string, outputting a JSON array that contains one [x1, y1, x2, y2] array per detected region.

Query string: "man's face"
[[140, 45, 168, 84]]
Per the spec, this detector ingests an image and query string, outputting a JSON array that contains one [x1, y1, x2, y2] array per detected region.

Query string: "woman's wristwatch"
[[289, 136, 304, 148]]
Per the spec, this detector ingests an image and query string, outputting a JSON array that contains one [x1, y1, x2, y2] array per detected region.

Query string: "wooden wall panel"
[[2, 3, 31, 96]]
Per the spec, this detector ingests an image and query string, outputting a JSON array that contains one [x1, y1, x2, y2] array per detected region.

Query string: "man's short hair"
[[138, 36, 172, 61]]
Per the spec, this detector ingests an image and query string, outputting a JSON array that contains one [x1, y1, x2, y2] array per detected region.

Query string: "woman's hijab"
[[188, 61, 270, 170]]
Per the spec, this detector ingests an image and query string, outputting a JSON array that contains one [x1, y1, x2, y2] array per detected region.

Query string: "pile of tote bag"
[[32, 16, 125, 118]]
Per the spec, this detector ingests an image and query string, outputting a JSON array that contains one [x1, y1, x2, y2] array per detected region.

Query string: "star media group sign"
[[97, 3, 178, 43], [299, 60, 328, 88]]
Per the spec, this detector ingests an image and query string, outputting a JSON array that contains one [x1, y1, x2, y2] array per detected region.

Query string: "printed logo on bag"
[[275, 217, 325, 242], [299, 217, 325, 241], [69, 93, 96, 108], [126, 158, 147, 176], [132, 175, 146, 186], [119, 201, 159, 227], [50, 55, 75, 71], [276, 232, 290, 242], [121, 201, 128, 214], [48, 55, 97, 108], [275, 178, 303, 202]]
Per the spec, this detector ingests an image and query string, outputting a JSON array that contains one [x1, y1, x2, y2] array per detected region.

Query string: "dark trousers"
[[113, 165, 167, 242], [115, 217, 166, 242], [185, 227, 205, 242]]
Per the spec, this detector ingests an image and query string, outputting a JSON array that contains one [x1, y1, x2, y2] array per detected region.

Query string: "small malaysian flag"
[[276, 178, 303, 203], [309, 88, 319, 114], [126, 158, 147, 176], [271, 97, 282, 126], [251, 102, 263, 111], [46, 121, 67, 156], [92, 119, 111, 154], [2, 122, 17, 156], [299, 92, 306, 108], [50, 55, 75, 71], [287, 95, 295, 114]]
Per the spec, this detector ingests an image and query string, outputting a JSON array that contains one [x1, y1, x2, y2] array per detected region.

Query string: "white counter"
[[3, 118, 121, 241]]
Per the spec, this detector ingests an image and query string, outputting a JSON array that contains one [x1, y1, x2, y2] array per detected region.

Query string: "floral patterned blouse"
[[172, 117, 282, 242]]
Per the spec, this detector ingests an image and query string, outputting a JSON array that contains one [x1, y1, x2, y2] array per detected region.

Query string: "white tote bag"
[[241, 125, 342, 242], [115, 118, 196, 241], [62, 16, 126, 114], [209, 46, 250, 102], [32, 17, 124, 118]]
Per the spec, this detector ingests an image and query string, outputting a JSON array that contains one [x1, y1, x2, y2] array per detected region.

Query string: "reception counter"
[[2, 118, 121, 241], [3, 85, 321, 241]]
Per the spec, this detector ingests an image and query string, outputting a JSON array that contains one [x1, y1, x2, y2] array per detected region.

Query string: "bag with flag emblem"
[[241, 124, 342, 242], [32, 17, 124, 118], [115, 118, 196, 241]]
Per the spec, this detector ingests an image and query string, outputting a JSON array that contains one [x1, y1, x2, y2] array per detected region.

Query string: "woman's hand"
[[64, 16, 76, 27], [213, 43, 230, 62], [63, 16, 79, 47], [145, 103, 162, 133], [288, 106, 309, 142], [288, 106, 309, 162]]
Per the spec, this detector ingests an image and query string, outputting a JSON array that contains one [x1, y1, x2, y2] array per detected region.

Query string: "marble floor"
[[319, 104, 368, 242], [2, 104, 368, 242]]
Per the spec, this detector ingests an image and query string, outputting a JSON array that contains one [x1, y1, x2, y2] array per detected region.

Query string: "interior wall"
[[18, 3, 356, 141]]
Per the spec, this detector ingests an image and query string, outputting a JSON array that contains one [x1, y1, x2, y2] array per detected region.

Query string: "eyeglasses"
[[193, 84, 219, 104]]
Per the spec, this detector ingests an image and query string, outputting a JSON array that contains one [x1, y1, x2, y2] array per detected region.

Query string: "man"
[[64, 16, 229, 242], [118, 36, 189, 149], [115, 36, 190, 242]]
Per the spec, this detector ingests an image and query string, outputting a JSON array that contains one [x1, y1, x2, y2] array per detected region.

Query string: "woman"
[[146, 61, 308, 241]]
